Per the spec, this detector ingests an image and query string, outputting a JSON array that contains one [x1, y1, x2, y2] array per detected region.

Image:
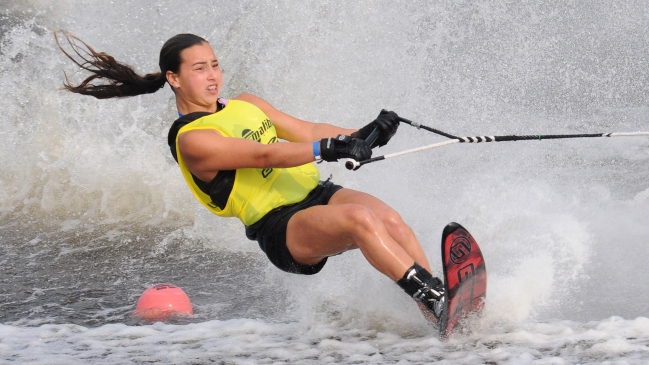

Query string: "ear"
[[166, 70, 180, 89]]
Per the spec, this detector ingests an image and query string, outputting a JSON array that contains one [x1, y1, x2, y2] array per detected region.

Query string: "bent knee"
[[378, 209, 414, 238], [342, 204, 382, 234], [340, 204, 414, 242]]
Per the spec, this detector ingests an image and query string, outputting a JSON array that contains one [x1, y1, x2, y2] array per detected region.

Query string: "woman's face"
[[167, 42, 222, 112]]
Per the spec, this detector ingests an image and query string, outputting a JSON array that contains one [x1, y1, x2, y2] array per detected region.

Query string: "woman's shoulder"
[[232, 93, 268, 107], [231, 94, 282, 119]]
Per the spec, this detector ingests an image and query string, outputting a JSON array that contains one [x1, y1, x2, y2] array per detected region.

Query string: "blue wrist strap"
[[313, 141, 322, 161]]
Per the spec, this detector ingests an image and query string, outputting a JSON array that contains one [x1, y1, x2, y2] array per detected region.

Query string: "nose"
[[208, 66, 220, 80]]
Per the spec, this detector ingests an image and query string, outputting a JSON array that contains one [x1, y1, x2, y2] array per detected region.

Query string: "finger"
[[375, 119, 391, 131]]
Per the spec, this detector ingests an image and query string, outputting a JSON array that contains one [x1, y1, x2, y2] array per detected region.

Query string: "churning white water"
[[1, 1, 648, 364]]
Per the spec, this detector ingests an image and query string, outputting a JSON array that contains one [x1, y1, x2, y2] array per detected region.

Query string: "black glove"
[[320, 135, 372, 162], [351, 109, 400, 148]]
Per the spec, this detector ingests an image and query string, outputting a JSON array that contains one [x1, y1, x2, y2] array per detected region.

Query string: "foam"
[[2, 317, 649, 364]]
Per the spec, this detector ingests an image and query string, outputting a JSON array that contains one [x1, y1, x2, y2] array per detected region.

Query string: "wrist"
[[313, 141, 322, 161]]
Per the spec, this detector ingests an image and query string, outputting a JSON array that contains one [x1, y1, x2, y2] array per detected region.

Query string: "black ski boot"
[[397, 263, 446, 320]]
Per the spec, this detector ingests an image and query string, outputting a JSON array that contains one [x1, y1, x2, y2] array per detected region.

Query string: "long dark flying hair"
[[55, 31, 207, 99]]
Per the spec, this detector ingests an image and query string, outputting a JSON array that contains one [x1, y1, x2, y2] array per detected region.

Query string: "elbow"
[[257, 156, 274, 169], [255, 146, 276, 169]]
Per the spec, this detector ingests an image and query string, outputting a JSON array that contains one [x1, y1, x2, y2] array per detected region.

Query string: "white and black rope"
[[345, 121, 649, 170]]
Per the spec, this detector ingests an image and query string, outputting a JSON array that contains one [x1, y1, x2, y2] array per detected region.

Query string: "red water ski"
[[439, 222, 487, 339]]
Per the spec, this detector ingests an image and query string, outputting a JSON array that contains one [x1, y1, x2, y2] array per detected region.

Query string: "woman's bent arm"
[[178, 129, 315, 180]]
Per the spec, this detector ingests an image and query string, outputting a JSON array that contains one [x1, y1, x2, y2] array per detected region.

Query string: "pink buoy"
[[134, 283, 193, 321]]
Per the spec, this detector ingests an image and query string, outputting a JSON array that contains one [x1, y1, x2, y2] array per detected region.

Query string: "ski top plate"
[[439, 222, 487, 339]]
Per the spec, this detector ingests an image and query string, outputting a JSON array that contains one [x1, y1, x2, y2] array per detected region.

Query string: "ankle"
[[396, 263, 444, 302]]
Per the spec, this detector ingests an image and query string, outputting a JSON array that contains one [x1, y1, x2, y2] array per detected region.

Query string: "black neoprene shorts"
[[245, 180, 343, 275]]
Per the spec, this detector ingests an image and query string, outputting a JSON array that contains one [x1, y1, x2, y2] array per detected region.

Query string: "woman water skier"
[[55, 32, 446, 322]]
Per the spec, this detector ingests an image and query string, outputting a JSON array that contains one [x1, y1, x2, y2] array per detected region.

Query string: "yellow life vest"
[[175, 100, 320, 225]]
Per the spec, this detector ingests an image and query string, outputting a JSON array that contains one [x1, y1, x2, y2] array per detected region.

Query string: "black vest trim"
[[167, 103, 234, 210]]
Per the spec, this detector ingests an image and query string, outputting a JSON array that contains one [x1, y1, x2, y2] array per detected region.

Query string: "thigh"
[[329, 188, 410, 240], [285, 200, 362, 265], [328, 188, 396, 217], [285, 188, 396, 265]]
